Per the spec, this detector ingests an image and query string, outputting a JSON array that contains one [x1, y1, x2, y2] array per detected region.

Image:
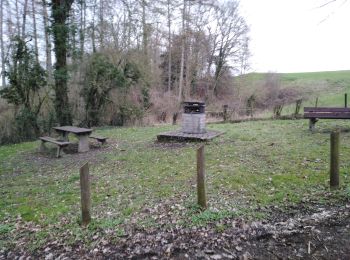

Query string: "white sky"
[[240, 0, 350, 73]]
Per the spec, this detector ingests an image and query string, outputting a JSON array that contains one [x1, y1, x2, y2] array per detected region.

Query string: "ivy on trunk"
[[51, 0, 74, 125]]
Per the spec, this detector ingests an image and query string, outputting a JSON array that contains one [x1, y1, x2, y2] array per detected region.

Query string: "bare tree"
[[0, 0, 5, 88], [177, 0, 186, 102], [22, 0, 28, 38], [32, 0, 39, 63], [15, 0, 21, 34], [212, 0, 249, 96], [42, 0, 53, 82]]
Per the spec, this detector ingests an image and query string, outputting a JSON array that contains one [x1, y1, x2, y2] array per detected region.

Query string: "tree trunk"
[[51, 0, 74, 125], [98, 0, 104, 49], [15, 0, 21, 35], [79, 0, 86, 57], [22, 0, 28, 38], [213, 47, 224, 96], [91, 0, 96, 52], [0, 0, 5, 88], [32, 0, 39, 63], [166, 0, 172, 92], [42, 0, 53, 83], [178, 0, 186, 102], [141, 0, 148, 66]]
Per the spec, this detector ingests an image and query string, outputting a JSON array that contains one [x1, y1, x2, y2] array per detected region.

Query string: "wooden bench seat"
[[304, 107, 350, 130], [39, 136, 71, 158], [89, 135, 107, 145]]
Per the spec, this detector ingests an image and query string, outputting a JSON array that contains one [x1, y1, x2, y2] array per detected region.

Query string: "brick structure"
[[182, 102, 206, 134]]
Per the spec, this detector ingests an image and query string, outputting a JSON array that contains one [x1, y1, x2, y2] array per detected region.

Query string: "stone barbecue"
[[182, 101, 206, 134], [157, 101, 223, 141]]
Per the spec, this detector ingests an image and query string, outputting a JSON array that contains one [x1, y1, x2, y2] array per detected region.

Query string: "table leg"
[[78, 134, 90, 152], [56, 130, 69, 141], [62, 132, 69, 141]]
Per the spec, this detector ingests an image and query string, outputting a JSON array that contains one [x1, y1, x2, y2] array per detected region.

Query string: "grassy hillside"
[[238, 70, 350, 116], [282, 70, 350, 106]]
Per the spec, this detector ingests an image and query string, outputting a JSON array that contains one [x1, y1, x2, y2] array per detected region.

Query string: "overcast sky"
[[240, 0, 350, 73]]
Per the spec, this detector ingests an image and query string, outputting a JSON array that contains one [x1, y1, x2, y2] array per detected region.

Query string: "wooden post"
[[80, 162, 91, 225], [223, 105, 228, 122], [172, 112, 178, 125], [315, 97, 318, 108], [294, 99, 302, 116], [197, 145, 207, 209], [345, 93, 347, 108], [330, 131, 340, 190]]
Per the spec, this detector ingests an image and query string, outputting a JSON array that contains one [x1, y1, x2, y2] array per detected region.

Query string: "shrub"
[[81, 53, 141, 127], [0, 37, 47, 141]]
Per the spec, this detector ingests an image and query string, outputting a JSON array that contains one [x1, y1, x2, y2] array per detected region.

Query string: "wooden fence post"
[[294, 99, 302, 116], [223, 105, 228, 122], [330, 131, 340, 190], [197, 145, 207, 209], [80, 162, 91, 226], [315, 97, 318, 108], [345, 93, 347, 108]]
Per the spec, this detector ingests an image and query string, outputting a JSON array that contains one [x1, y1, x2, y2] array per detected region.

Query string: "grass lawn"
[[1, 119, 350, 251]]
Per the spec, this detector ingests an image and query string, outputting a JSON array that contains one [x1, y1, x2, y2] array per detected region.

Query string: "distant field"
[[238, 70, 350, 116]]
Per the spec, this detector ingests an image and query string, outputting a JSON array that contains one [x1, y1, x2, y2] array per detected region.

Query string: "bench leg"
[[39, 141, 48, 153], [309, 118, 317, 131], [56, 146, 61, 158]]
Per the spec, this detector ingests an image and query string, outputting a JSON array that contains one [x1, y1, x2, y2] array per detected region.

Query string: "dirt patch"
[[2, 202, 349, 259], [22, 139, 120, 168]]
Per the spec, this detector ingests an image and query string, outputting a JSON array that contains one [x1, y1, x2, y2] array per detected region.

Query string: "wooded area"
[[0, 0, 250, 143]]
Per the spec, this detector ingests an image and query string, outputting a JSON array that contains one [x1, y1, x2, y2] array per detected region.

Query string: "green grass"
[[1, 120, 350, 251]]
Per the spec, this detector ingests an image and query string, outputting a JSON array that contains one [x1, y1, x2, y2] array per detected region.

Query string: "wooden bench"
[[39, 136, 71, 158], [304, 107, 350, 130], [89, 135, 107, 145]]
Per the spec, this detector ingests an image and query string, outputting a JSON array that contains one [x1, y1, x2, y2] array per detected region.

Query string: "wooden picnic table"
[[53, 126, 93, 153]]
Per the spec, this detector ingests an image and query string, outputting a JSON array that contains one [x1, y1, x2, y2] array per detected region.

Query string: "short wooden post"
[[330, 131, 340, 190], [345, 93, 348, 108], [172, 112, 178, 125], [294, 99, 302, 116], [197, 145, 207, 209], [223, 105, 228, 122], [315, 97, 318, 108], [80, 162, 91, 226]]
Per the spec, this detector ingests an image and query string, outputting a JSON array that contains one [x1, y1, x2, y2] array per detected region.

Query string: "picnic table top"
[[53, 126, 93, 134]]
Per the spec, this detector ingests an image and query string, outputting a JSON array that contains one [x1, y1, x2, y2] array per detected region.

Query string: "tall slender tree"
[[51, 0, 74, 125], [0, 0, 5, 88], [42, 0, 53, 82], [22, 0, 29, 38], [32, 0, 39, 63]]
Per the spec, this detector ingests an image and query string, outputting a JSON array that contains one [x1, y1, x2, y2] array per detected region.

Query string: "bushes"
[[81, 53, 141, 127], [110, 103, 144, 126], [0, 37, 47, 143]]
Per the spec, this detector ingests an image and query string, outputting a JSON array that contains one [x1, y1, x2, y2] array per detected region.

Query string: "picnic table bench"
[[39, 136, 71, 158], [304, 107, 350, 130], [89, 135, 108, 145]]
